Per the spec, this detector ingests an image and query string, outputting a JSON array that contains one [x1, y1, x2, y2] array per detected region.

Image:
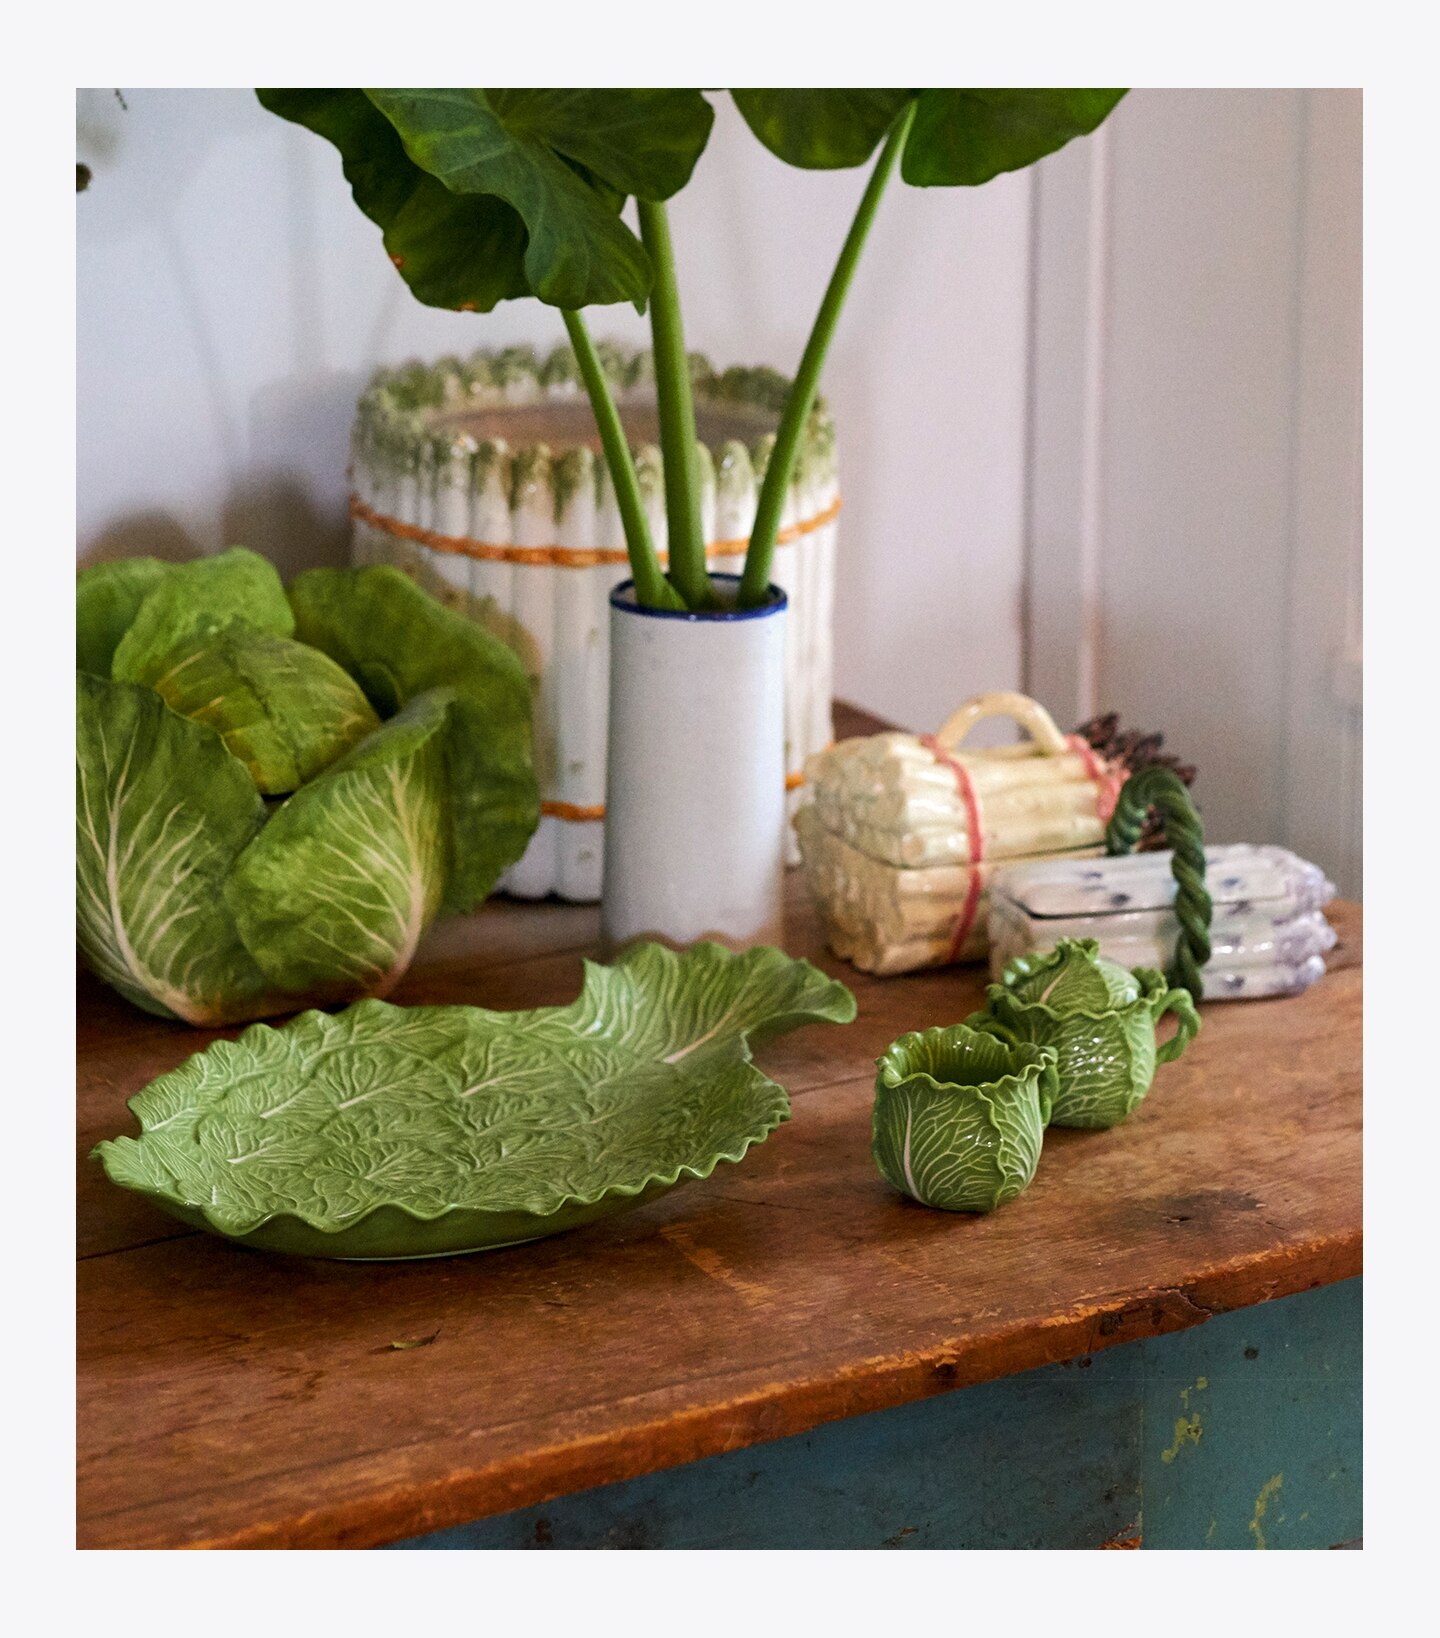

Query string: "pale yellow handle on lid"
[[932, 691, 1070, 757]]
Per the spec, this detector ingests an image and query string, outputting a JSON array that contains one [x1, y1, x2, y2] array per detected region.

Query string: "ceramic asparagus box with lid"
[[349, 342, 840, 902], [794, 692, 1128, 974], [987, 843, 1337, 1000]]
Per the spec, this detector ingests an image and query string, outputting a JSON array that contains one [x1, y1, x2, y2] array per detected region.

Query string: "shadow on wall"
[[222, 473, 350, 579], [79, 365, 361, 576], [234, 368, 362, 577], [79, 473, 350, 577], [79, 512, 204, 568], [79, 477, 351, 577]]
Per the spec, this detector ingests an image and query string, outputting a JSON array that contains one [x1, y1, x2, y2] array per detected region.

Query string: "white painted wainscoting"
[[1026, 89, 1361, 896]]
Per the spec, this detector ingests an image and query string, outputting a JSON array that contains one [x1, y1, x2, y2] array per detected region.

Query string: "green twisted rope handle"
[[1105, 767, 1212, 1000]]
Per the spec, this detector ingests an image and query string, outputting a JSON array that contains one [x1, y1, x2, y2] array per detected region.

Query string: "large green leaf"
[[225, 690, 452, 998], [92, 942, 857, 1257], [256, 89, 531, 312], [871, 1026, 1054, 1212], [76, 556, 170, 677], [731, 90, 913, 169], [288, 564, 539, 911], [901, 90, 1127, 186], [485, 89, 714, 201], [76, 672, 277, 1025], [731, 88, 1125, 186], [259, 89, 714, 312], [362, 89, 656, 310], [110, 547, 294, 686], [145, 619, 380, 795]]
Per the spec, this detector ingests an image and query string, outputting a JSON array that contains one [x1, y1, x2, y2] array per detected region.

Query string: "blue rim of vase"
[[610, 575, 787, 621]]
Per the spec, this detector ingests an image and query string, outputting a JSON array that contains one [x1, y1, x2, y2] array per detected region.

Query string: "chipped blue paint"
[[1141, 1277, 1361, 1549], [392, 1278, 1360, 1550]]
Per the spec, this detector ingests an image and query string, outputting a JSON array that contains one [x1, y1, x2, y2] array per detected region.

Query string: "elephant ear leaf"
[[362, 88, 656, 310], [732, 90, 914, 169], [256, 88, 532, 312], [259, 88, 717, 311], [901, 90, 1127, 187], [484, 89, 714, 202]]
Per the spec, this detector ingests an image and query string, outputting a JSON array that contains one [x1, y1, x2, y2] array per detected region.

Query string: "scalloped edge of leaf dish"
[[91, 941, 855, 1259], [100, 1151, 761, 1260]]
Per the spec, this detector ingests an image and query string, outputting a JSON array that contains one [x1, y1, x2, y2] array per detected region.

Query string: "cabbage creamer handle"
[[1151, 983, 1201, 1064]]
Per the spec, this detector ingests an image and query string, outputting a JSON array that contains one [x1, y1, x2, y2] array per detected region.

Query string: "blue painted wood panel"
[[393, 1277, 1359, 1550], [1140, 1278, 1361, 1549]]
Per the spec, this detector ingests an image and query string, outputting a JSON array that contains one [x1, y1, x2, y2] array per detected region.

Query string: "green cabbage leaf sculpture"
[[76, 549, 539, 1026], [872, 1024, 1058, 1213], [967, 938, 1200, 1130], [92, 941, 857, 1258]]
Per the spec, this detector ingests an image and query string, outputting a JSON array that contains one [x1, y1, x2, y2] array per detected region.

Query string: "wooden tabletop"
[[77, 710, 1362, 1549]]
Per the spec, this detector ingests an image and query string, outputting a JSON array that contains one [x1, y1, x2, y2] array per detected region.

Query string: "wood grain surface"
[[76, 703, 1362, 1549]]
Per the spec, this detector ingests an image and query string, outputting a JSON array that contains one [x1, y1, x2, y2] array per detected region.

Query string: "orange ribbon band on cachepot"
[[350, 493, 842, 570]]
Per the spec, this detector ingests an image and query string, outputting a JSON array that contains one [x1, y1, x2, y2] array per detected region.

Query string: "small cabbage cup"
[[968, 938, 1199, 1130], [871, 1025, 1058, 1213]]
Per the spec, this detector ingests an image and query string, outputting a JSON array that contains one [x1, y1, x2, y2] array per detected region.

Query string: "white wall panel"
[[1027, 89, 1361, 895], [1281, 92, 1363, 899]]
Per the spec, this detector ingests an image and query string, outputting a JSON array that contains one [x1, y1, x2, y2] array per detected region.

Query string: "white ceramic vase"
[[348, 344, 839, 902], [602, 575, 788, 952]]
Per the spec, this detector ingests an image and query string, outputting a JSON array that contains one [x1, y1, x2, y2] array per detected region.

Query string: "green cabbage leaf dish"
[[76, 549, 539, 1025], [92, 940, 857, 1258]]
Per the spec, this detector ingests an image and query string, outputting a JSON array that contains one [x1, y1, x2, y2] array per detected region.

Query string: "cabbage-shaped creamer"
[[871, 1024, 1057, 1213], [968, 938, 1199, 1129]]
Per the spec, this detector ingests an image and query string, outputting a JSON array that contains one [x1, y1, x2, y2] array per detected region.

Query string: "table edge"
[[83, 1228, 1362, 1550]]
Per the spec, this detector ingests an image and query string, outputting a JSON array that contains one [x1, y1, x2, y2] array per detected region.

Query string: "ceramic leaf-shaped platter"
[[93, 942, 856, 1259]]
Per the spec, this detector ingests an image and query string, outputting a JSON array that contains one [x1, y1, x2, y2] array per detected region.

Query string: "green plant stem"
[[636, 198, 711, 609], [561, 308, 677, 610], [739, 99, 917, 608]]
